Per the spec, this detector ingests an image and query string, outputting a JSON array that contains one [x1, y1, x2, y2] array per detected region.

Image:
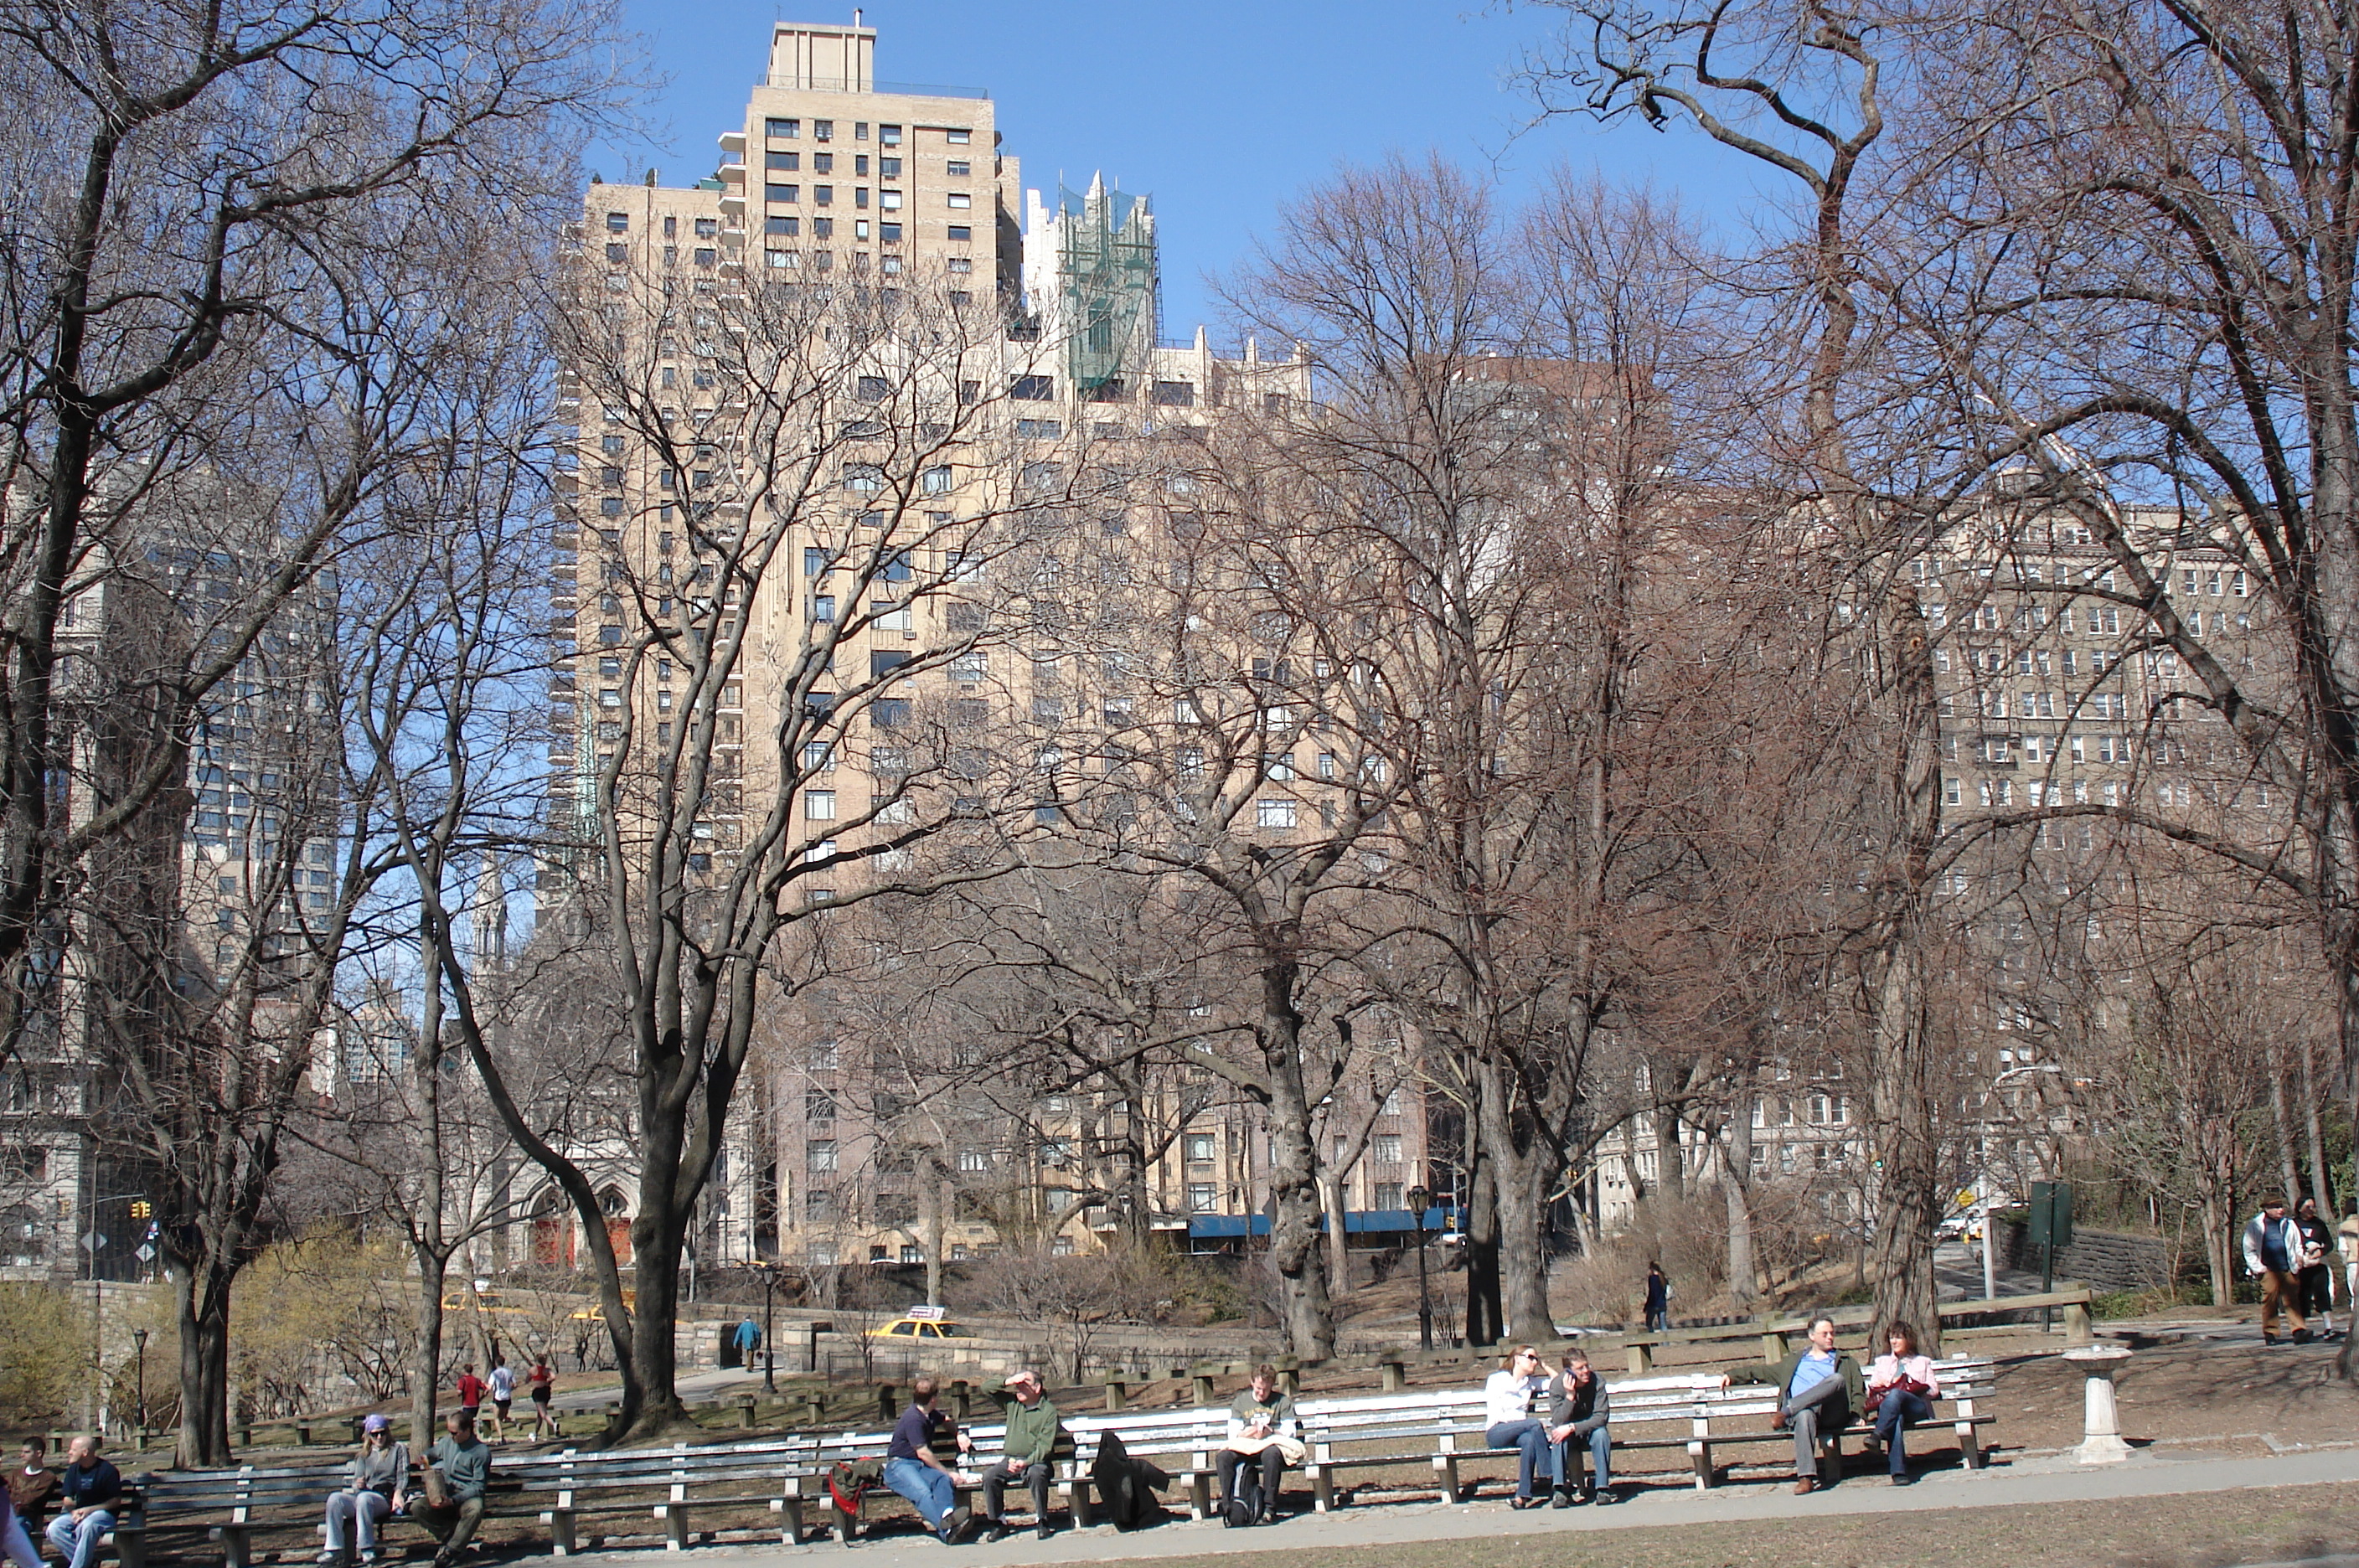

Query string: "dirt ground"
[[1061, 1487, 2359, 1568]]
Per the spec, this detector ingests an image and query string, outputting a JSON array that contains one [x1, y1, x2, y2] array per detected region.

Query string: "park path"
[[547, 1438, 2359, 1568]]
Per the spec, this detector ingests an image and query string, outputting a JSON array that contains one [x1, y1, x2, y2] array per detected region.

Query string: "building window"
[[1257, 798, 1297, 830], [1186, 1183, 1218, 1214], [947, 224, 972, 241], [805, 789, 836, 821], [806, 1139, 838, 1173], [1151, 380, 1197, 407], [804, 1089, 836, 1122], [804, 1188, 838, 1220], [767, 117, 799, 138], [765, 183, 798, 204], [1184, 1132, 1216, 1163], [1011, 374, 1054, 401], [814, 185, 833, 205], [605, 212, 627, 232], [946, 127, 971, 144], [1373, 1134, 1402, 1164], [1375, 1182, 1405, 1210]]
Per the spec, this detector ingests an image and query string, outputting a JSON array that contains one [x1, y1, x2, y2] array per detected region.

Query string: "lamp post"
[[132, 1328, 148, 1443], [1407, 1185, 1433, 1351], [760, 1262, 779, 1395]]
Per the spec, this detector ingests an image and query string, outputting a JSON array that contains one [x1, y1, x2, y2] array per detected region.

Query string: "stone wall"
[[1995, 1220, 2189, 1290]]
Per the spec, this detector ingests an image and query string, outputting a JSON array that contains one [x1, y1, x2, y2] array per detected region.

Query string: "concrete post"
[[1380, 1359, 1406, 1392], [1191, 1373, 1216, 1406], [1103, 1379, 1127, 1412], [2062, 1345, 2131, 1463]]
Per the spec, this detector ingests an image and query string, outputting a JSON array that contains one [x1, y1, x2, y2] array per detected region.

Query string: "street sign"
[[80, 1232, 106, 1251], [135, 1244, 157, 1263]]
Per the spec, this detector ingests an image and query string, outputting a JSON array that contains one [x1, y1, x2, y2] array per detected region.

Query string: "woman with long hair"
[[1865, 1321, 1938, 1485]]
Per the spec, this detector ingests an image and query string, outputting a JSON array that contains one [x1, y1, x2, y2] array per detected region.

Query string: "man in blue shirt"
[[1719, 1317, 1866, 1493], [883, 1378, 973, 1545], [45, 1437, 119, 1568]]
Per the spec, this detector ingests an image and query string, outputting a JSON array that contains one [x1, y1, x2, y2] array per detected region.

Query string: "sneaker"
[[980, 1522, 1008, 1545], [1550, 1489, 1572, 1509], [942, 1506, 973, 1545], [2294, 1328, 2314, 1344], [2264, 1333, 2280, 1345], [1592, 1489, 1620, 1505], [1035, 1524, 1053, 1541], [319, 1552, 341, 1564]]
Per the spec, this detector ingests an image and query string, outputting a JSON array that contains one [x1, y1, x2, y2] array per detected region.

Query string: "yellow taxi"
[[865, 1306, 973, 1341]]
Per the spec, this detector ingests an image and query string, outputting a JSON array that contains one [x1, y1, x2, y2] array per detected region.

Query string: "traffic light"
[[128, 1200, 152, 1220]]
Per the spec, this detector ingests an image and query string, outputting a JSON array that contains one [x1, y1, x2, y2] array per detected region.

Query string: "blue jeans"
[[882, 1457, 955, 1533], [1554, 1425, 1612, 1493], [1485, 1420, 1559, 1498], [47, 1510, 112, 1568], [1873, 1390, 1934, 1474]]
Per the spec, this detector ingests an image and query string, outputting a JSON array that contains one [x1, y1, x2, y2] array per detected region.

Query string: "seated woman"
[[319, 1415, 408, 1565], [1482, 1346, 1558, 1509], [1866, 1321, 1938, 1485], [1215, 1365, 1302, 1526]]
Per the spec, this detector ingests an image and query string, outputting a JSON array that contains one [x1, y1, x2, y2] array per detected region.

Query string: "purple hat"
[[363, 1414, 391, 1434]]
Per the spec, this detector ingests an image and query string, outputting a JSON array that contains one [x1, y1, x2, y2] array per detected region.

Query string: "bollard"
[[1102, 1378, 1127, 1412], [1191, 1373, 1216, 1406], [876, 1385, 899, 1423], [2063, 1345, 2131, 1462], [1276, 1363, 1300, 1396], [296, 1422, 313, 1446], [948, 1380, 972, 1421], [1380, 1359, 1406, 1393], [804, 1395, 827, 1427], [1624, 1342, 1653, 1375], [737, 1397, 758, 1429]]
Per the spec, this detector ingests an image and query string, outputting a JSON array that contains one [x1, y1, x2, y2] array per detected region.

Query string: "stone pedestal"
[[2062, 1344, 2132, 1463]]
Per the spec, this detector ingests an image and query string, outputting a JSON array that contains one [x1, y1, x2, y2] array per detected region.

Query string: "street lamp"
[[132, 1328, 148, 1443], [758, 1261, 780, 1395], [1406, 1185, 1433, 1352]]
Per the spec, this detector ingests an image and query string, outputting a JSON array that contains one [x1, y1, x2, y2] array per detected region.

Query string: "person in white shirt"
[[1865, 1322, 1938, 1484], [486, 1361, 517, 1442], [1481, 1346, 1558, 1508]]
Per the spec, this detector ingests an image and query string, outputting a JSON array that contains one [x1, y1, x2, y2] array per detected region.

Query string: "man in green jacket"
[[1717, 1317, 1866, 1494], [981, 1369, 1065, 1541]]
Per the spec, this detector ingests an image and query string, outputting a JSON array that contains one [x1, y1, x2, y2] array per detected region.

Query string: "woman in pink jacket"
[[1866, 1322, 1938, 1485]]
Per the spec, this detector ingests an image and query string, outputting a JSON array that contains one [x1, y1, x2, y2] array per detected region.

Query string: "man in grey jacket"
[[1545, 1350, 1616, 1505]]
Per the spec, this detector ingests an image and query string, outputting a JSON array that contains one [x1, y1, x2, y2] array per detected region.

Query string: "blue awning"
[[1186, 1207, 1458, 1240]]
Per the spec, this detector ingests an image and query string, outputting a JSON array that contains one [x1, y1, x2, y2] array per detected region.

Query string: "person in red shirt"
[[454, 1365, 487, 1425]]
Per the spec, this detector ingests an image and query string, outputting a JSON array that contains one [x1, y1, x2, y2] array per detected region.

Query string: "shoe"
[[980, 1522, 1008, 1545], [942, 1507, 974, 1545], [1890, 1473, 1915, 1486], [1592, 1489, 1619, 1505], [1035, 1524, 1053, 1540], [2264, 1333, 2279, 1345], [360, 1554, 378, 1565], [1510, 1494, 1544, 1509], [1550, 1489, 1572, 1509], [1794, 1478, 1816, 1495], [2294, 1328, 2314, 1344], [319, 1553, 340, 1564], [432, 1552, 455, 1568]]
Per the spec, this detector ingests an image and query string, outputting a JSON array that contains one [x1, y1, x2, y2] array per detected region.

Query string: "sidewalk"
[[553, 1441, 2359, 1568]]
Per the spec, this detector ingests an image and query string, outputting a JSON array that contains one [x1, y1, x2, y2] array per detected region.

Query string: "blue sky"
[[589, 1, 1771, 337]]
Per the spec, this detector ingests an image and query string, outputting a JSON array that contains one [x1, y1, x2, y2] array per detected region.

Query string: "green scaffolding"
[[1054, 179, 1156, 392]]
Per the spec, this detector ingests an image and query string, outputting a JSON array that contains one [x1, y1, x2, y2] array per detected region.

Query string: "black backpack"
[[1088, 1431, 1169, 1531]]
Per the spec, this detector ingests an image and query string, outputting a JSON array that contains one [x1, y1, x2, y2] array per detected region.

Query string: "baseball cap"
[[363, 1414, 391, 1433]]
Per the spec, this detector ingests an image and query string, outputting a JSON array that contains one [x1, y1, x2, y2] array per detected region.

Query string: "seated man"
[[413, 1412, 491, 1568], [1215, 1365, 1301, 1526], [980, 1369, 1063, 1542], [1546, 1349, 1616, 1505], [44, 1437, 118, 1568], [1718, 1316, 1865, 1494], [882, 1377, 973, 1545]]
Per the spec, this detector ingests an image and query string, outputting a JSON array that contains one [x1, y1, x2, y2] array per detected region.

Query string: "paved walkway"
[[550, 1441, 2359, 1568]]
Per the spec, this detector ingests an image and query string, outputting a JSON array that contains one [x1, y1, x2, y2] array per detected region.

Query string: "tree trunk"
[[922, 1166, 948, 1308], [621, 1205, 690, 1438], [1257, 957, 1334, 1359], [1867, 938, 1942, 1355], [1462, 1148, 1503, 1347], [2201, 1189, 2231, 1309], [410, 1249, 448, 1447], [1723, 1089, 1758, 1310], [1475, 1058, 1556, 1341], [2300, 1038, 2335, 1217], [2267, 1040, 2303, 1207], [173, 1264, 233, 1467], [1321, 1174, 1351, 1301]]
